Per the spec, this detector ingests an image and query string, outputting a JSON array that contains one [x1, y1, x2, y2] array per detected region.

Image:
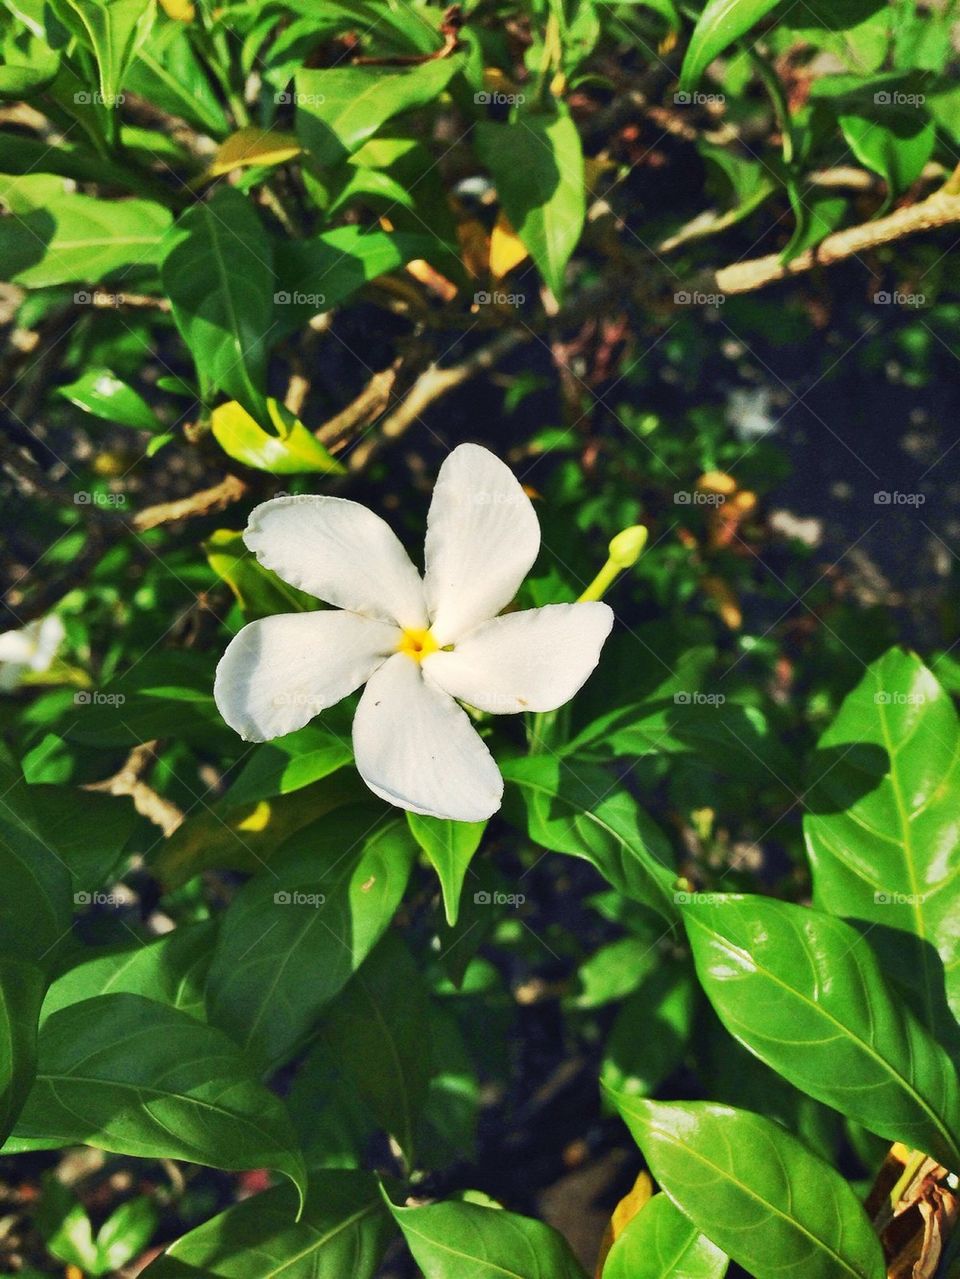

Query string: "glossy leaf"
[[476, 105, 584, 300], [601, 958, 696, 1098], [407, 813, 486, 926], [805, 649, 960, 1029], [42, 923, 215, 1023], [320, 934, 433, 1162], [57, 367, 160, 431], [387, 1195, 589, 1279], [206, 809, 418, 1069], [610, 1096, 886, 1279], [839, 109, 935, 200], [0, 192, 171, 286], [225, 721, 352, 806], [210, 398, 344, 474], [161, 187, 274, 412], [295, 58, 462, 167], [684, 894, 960, 1169], [680, 0, 780, 91], [502, 755, 678, 922], [52, 0, 155, 107], [602, 1193, 728, 1279], [5, 994, 307, 1208], [146, 1174, 392, 1278]]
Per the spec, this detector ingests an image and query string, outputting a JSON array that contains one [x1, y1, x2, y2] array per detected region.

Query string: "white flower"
[[0, 614, 66, 692], [214, 444, 613, 821]]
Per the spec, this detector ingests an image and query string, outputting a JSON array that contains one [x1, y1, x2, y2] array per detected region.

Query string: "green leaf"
[[804, 648, 960, 1030], [126, 23, 228, 135], [295, 58, 462, 167], [838, 109, 936, 201], [28, 784, 137, 892], [0, 34, 59, 99], [273, 225, 445, 334], [50, 0, 155, 107], [225, 722, 352, 806], [407, 813, 486, 926], [386, 1195, 589, 1279], [0, 192, 171, 287], [475, 105, 585, 300], [320, 934, 433, 1162], [679, 0, 780, 91], [5, 993, 307, 1210], [210, 398, 344, 474], [95, 1197, 158, 1275], [502, 755, 678, 922], [0, 959, 45, 1146], [781, 189, 846, 264], [609, 1096, 885, 1279], [684, 894, 960, 1169], [161, 187, 274, 413], [205, 809, 418, 1070], [145, 1173, 392, 1278], [42, 923, 216, 1023], [602, 1193, 728, 1279], [58, 368, 161, 431], [203, 528, 319, 622], [600, 958, 696, 1099]]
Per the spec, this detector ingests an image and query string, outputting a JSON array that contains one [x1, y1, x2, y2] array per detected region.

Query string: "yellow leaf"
[[206, 127, 302, 179], [594, 1171, 654, 1277], [489, 212, 528, 279], [211, 399, 344, 475], [159, 0, 195, 19]]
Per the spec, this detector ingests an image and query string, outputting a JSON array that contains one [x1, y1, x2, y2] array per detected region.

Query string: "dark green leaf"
[[5, 994, 307, 1208], [680, 0, 780, 91], [0, 959, 45, 1146], [407, 813, 486, 926], [58, 368, 160, 431]]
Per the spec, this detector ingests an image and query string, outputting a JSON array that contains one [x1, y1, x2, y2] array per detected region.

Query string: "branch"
[[346, 330, 528, 471], [131, 474, 249, 532], [85, 742, 184, 836], [700, 184, 960, 296]]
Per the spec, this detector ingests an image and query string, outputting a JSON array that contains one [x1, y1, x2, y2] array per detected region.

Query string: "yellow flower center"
[[397, 626, 440, 663]]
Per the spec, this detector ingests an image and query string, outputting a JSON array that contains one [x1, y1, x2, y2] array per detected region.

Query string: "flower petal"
[[423, 443, 540, 643], [214, 611, 398, 742], [244, 496, 427, 628], [352, 652, 503, 821], [424, 602, 614, 713]]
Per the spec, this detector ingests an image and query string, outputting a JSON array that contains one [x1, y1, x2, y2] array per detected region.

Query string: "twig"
[[131, 474, 248, 532], [317, 360, 401, 448], [697, 180, 960, 296], [85, 742, 184, 836], [346, 330, 528, 471]]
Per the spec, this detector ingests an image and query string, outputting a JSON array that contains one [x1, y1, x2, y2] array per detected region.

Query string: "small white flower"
[[214, 444, 613, 821], [0, 614, 66, 692]]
